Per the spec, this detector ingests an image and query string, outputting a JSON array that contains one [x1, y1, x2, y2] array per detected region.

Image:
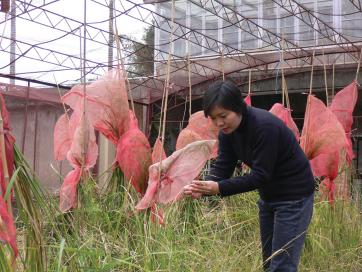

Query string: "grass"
[[5, 156, 362, 271]]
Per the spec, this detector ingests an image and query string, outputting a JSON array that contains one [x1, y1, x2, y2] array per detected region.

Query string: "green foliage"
[[123, 23, 154, 77], [15, 188, 361, 271], [9, 150, 362, 271], [0, 244, 13, 271], [13, 144, 50, 271], [301, 199, 362, 272]]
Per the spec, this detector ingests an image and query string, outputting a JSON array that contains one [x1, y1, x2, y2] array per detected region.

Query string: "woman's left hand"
[[184, 180, 220, 196]]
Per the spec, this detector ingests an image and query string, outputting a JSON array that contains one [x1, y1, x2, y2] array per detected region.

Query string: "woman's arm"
[[205, 133, 238, 182], [184, 133, 237, 197], [217, 125, 279, 197]]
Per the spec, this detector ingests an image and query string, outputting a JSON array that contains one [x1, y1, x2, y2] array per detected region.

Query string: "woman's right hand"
[[183, 184, 202, 199], [183, 180, 219, 197]]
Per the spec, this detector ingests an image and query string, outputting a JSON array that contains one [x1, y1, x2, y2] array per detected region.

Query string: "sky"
[[0, 0, 154, 86]]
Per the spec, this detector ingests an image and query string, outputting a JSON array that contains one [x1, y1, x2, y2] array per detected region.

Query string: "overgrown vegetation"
[[6, 165, 362, 271]]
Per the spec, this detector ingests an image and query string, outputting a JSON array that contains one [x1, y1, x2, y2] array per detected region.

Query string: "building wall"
[[6, 95, 148, 194], [6, 98, 69, 193]]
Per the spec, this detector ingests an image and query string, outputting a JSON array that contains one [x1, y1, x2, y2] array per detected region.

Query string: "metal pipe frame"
[[0, 0, 361, 106], [348, 0, 362, 12]]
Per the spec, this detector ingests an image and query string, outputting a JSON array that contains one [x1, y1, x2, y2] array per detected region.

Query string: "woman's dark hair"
[[203, 80, 247, 117]]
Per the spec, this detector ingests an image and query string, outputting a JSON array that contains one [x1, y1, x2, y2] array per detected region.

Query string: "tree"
[[122, 23, 154, 77]]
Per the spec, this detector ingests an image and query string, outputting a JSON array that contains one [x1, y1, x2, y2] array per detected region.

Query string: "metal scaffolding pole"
[[108, 0, 114, 70], [9, 0, 15, 84]]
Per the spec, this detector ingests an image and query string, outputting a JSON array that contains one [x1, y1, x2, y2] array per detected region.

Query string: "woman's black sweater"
[[206, 106, 315, 202]]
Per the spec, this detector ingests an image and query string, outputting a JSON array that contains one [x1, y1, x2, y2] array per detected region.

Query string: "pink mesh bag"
[[57, 109, 98, 212], [0, 195, 18, 260], [310, 151, 339, 203], [176, 128, 203, 151], [244, 94, 251, 106], [0, 94, 15, 199], [116, 111, 152, 195], [152, 137, 166, 164], [176, 111, 218, 158], [300, 95, 346, 160], [301, 95, 346, 203], [62, 69, 130, 144], [269, 103, 300, 141], [136, 140, 216, 210], [329, 81, 358, 164], [187, 111, 219, 140]]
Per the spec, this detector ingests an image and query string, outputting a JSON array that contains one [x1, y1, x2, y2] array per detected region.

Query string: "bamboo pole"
[[220, 48, 225, 81], [280, 37, 290, 108], [283, 75, 290, 110], [114, 22, 135, 112], [157, 0, 176, 166], [302, 50, 315, 153], [188, 49, 192, 117], [248, 69, 251, 95], [355, 48, 362, 83], [322, 50, 329, 106], [282, 77, 285, 106], [160, 0, 175, 146], [53, 75, 70, 122], [81, 0, 87, 173], [281, 40, 285, 107], [157, 79, 167, 140], [332, 63, 335, 98], [309, 51, 315, 95]]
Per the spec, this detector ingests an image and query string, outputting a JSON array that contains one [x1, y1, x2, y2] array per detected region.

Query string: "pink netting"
[[54, 113, 72, 161], [310, 152, 340, 181], [0, 94, 15, 199], [152, 137, 166, 164], [116, 111, 152, 195], [67, 113, 98, 168], [175, 128, 203, 151], [58, 110, 98, 212], [62, 69, 130, 144], [310, 151, 339, 203], [244, 94, 251, 106], [300, 95, 346, 160], [136, 140, 216, 210], [0, 195, 17, 259], [176, 111, 219, 158], [0, 95, 17, 260], [188, 111, 219, 140], [59, 168, 82, 213], [150, 138, 167, 225], [269, 103, 300, 141], [330, 81, 358, 164]]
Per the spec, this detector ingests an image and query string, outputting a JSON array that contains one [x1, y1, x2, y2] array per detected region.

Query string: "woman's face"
[[208, 106, 242, 134]]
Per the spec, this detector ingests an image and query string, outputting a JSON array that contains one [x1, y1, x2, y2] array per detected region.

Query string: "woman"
[[184, 80, 315, 272]]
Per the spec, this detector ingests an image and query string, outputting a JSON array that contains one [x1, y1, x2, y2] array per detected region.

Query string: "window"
[[298, 0, 316, 46], [341, 0, 362, 42], [174, 1, 187, 57], [317, 0, 333, 45], [189, 2, 204, 56], [262, 1, 278, 50], [240, 0, 258, 50], [157, 3, 172, 60]]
